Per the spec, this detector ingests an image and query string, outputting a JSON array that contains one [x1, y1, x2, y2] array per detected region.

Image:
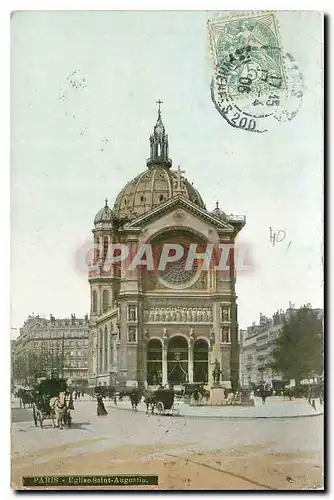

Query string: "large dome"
[[113, 166, 205, 220]]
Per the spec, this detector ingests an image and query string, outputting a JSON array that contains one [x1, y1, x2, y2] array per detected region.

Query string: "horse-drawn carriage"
[[145, 387, 180, 416], [32, 377, 72, 429]]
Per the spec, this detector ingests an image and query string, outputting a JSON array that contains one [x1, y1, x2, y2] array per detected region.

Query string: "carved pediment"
[[123, 197, 235, 233]]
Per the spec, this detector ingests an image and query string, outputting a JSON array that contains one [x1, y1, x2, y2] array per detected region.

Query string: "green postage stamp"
[[208, 11, 286, 102], [208, 11, 304, 133]]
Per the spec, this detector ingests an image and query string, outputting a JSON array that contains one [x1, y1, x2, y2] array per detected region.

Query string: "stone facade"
[[88, 107, 245, 390], [239, 303, 324, 388], [13, 314, 89, 384]]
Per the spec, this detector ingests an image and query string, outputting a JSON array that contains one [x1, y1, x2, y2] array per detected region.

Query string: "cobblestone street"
[[11, 397, 323, 490]]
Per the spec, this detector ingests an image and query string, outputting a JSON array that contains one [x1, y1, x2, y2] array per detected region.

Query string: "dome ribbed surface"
[[113, 166, 205, 219]]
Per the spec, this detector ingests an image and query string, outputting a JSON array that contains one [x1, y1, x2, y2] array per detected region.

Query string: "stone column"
[[162, 343, 168, 386], [208, 330, 216, 386], [188, 341, 194, 384], [107, 329, 111, 374], [102, 328, 106, 374], [115, 338, 120, 377], [142, 338, 148, 389]]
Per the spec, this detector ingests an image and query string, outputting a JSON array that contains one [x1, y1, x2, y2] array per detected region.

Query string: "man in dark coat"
[[97, 395, 108, 416]]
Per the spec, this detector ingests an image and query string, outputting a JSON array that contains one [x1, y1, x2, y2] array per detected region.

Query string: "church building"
[[87, 103, 246, 390]]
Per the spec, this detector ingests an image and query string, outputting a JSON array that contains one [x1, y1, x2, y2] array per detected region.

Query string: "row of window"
[[30, 331, 88, 340], [33, 346, 88, 356], [33, 340, 88, 348]]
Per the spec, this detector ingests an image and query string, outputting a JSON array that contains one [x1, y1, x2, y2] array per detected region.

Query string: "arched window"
[[96, 238, 100, 262], [193, 339, 209, 383], [147, 339, 162, 386], [103, 236, 109, 262], [167, 336, 188, 385], [92, 291, 97, 313], [102, 290, 109, 313]]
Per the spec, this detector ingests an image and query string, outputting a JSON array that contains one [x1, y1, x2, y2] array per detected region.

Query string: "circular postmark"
[[208, 13, 304, 133], [211, 48, 304, 133]]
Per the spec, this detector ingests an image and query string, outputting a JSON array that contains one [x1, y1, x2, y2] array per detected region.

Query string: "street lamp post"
[[61, 331, 65, 378]]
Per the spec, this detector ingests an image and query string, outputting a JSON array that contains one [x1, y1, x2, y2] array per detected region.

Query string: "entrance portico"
[[146, 334, 210, 387]]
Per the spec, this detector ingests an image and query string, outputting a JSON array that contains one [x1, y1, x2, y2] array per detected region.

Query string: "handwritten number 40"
[[269, 227, 292, 250]]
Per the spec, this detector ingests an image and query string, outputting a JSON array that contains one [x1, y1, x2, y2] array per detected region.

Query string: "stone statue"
[[182, 308, 187, 322], [208, 308, 213, 322], [129, 306, 136, 321], [160, 308, 165, 322], [148, 309, 153, 322], [154, 308, 159, 322], [202, 308, 207, 322], [197, 308, 202, 322], [221, 327, 229, 343], [187, 308, 192, 322], [175, 308, 181, 322], [170, 307, 176, 321], [211, 358, 222, 385], [165, 308, 170, 322], [189, 328, 194, 339], [192, 308, 197, 322], [128, 329, 136, 342], [163, 328, 168, 339], [222, 307, 229, 322]]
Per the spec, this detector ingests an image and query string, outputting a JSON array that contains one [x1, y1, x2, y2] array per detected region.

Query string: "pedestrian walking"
[[97, 395, 108, 416], [68, 392, 74, 410], [260, 388, 267, 404]]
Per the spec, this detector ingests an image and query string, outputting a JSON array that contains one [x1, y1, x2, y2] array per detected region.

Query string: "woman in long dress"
[[97, 395, 108, 416]]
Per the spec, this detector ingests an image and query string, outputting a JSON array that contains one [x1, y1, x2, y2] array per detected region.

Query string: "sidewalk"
[[96, 396, 324, 420]]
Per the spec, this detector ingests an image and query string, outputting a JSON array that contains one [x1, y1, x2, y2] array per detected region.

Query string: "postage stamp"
[[208, 11, 286, 102], [208, 12, 304, 133]]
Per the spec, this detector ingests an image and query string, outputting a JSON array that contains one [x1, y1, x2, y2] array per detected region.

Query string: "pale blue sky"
[[10, 11, 323, 334]]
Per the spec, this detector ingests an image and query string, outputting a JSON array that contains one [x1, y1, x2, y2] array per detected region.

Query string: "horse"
[[143, 392, 156, 415], [18, 389, 33, 409], [50, 392, 68, 429]]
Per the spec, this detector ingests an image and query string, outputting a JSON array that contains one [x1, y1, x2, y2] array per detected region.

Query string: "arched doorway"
[[167, 336, 188, 385], [193, 339, 209, 383], [147, 339, 162, 385]]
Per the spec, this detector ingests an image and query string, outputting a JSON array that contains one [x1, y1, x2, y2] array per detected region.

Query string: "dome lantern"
[[146, 99, 172, 169], [112, 102, 206, 220], [94, 198, 114, 225]]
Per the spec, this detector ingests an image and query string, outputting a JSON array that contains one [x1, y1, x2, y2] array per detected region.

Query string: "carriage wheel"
[[156, 401, 164, 415]]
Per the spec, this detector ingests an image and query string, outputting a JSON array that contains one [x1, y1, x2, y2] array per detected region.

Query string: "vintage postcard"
[[11, 11, 324, 491]]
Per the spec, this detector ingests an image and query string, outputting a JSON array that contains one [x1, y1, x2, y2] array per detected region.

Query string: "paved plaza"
[[11, 396, 323, 491]]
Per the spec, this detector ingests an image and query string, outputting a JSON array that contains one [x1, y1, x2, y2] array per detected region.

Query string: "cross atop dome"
[[156, 99, 163, 114], [147, 100, 172, 169]]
